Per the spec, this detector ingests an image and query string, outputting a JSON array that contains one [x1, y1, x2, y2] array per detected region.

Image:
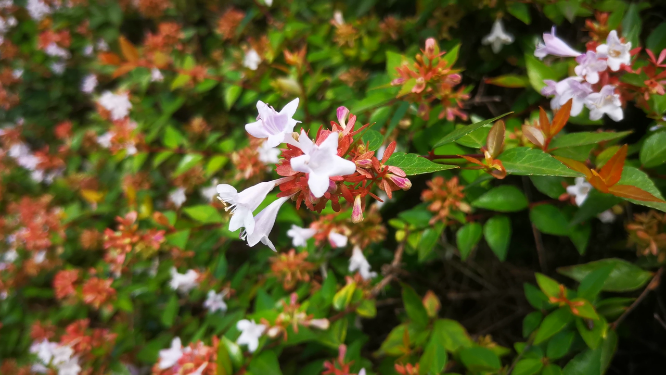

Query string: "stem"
[[423, 151, 484, 161], [610, 267, 663, 330]]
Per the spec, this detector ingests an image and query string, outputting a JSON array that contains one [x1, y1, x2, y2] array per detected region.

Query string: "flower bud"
[[425, 37, 438, 56], [308, 318, 330, 330], [267, 326, 282, 338], [337, 106, 349, 128], [352, 195, 364, 223], [387, 174, 412, 190]]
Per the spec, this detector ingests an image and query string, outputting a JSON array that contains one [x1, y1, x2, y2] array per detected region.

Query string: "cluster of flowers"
[[536, 26, 633, 121], [153, 337, 217, 375], [216, 99, 411, 252]]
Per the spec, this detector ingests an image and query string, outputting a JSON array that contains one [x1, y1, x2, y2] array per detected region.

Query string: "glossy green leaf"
[[456, 223, 483, 260], [525, 54, 558, 92], [547, 330, 575, 360], [332, 282, 356, 311], [508, 2, 532, 24], [557, 258, 653, 292], [362, 129, 384, 151], [499, 148, 582, 177], [459, 347, 501, 372], [402, 284, 429, 328], [483, 216, 511, 261], [513, 359, 543, 375], [385, 152, 458, 175], [534, 307, 573, 345], [523, 311, 543, 338], [549, 131, 631, 150], [161, 295, 179, 327], [183, 205, 224, 224], [486, 74, 530, 88], [433, 113, 511, 148], [535, 273, 561, 298], [174, 154, 204, 176], [224, 85, 242, 110], [530, 204, 570, 236], [473, 186, 528, 212], [433, 319, 473, 353], [640, 131, 666, 168], [576, 316, 606, 349], [248, 350, 282, 375], [577, 264, 614, 301], [543, 364, 563, 375], [418, 334, 448, 375], [647, 22, 666, 52]]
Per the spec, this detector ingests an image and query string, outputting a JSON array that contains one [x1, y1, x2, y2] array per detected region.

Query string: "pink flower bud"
[[267, 326, 282, 338], [355, 159, 372, 168], [352, 195, 364, 223], [388, 174, 412, 190], [337, 106, 349, 128], [425, 38, 437, 56], [308, 318, 330, 330]]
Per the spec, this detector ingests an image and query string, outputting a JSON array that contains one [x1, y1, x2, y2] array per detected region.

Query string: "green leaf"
[[174, 154, 204, 176], [153, 151, 174, 168], [530, 176, 566, 199], [576, 317, 606, 349], [647, 22, 666, 52], [562, 347, 601, 375], [571, 190, 622, 225], [513, 359, 544, 375], [524, 283, 551, 310], [499, 147, 582, 177], [557, 258, 653, 292], [161, 295, 179, 327], [543, 364, 563, 375], [224, 85, 243, 110], [165, 230, 190, 249], [473, 186, 528, 212], [418, 223, 445, 262], [362, 129, 384, 151], [571, 299, 599, 320], [441, 44, 460, 66], [332, 282, 356, 311], [486, 74, 530, 88], [547, 330, 575, 360], [217, 340, 233, 375], [456, 223, 483, 260], [170, 73, 191, 90], [433, 113, 511, 148], [535, 273, 561, 298], [640, 131, 666, 168], [523, 311, 543, 338], [622, 3, 642, 48], [534, 307, 574, 345], [569, 222, 591, 255], [549, 131, 631, 150], [386, 50, 405, 76], [483, 216, 511, 261], [163, 126, 184, 149], [385, 152, 458, 175], [402, 284, 429, 328], [525, 54, 558, 92], [433, 319, 473, 353], [350, 89, 396, 113], [183, 205, 224, 224], [459, 347, 501, 372], [418, 334, 448, 375], [248, 350, 283, 375], [508, 3, 532, 24], [356, 299, 377, 318], [456, 126, 490, 148], [530, 204, 570, 236], [206, 155, 228, 176], [578, 265, 614, 301]]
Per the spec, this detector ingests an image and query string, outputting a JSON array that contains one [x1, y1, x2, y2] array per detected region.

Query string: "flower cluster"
[[103, 211, 165, 275], [153, 337, 217, 375], [627, 210, 666, 262], [422, 176, 470, 224]]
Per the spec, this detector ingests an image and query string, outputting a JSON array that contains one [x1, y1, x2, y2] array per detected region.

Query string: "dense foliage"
[[1, 0, 666, 374]]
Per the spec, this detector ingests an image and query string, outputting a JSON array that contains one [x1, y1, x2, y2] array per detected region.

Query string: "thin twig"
[[610, 267, 663, 330]]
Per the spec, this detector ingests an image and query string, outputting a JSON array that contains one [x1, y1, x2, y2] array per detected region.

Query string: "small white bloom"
[[26, 0, 51, 21], [81, 74, 97, 94], [257, 141, 280, 165], [333, 10, 344, 25], [3, 249, 18, 263], [30, 339, 57, 364], [200, 179, 218, 202], [596, 30, 631, 71], [243, 49, 261, 70], [204, 290, 228, 313], [97, 132, 113, 148], [286, 224, 316, 247], [51, 345, 74, 365], [169, 268, 199, 293], [44, 43, 70, 59], [242, 197, 290, 251], [566, 177, 592, 206], [348, 246, 376, 280], [290, 130, 357, 198], [557, 78, 593, 116], [169, 187, 187, 208], [151, 68, 164, 82], [50, 62, 66, 75], [158, 337, 183, 370], [245, 98, 300, 148], [482, 19, 514, 53], [83, 45, 93, 56], [98, 91, 132, 121], [359, 369, 366, 375], [597, 209, 616, 223], [56, 357, 81, 375], [328, 230, 348, 248], [585, 85, 623, 121], [574, 51, 607, 84], [33, 250, 47, 264], [217, 181, 276, 234], [96, 39, 109, 51], [264, 0, 273, 6], [236, 319, 266, 353], [12, 69, 23, 79], [535, 27, 581, 59]]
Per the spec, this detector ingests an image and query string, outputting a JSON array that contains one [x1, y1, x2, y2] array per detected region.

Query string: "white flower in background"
[[348, 246, 376, 280], [574, 51, 607, 84], [328, 230, 348, 248], [81, 74, 97, 94], [96, 132, 113, 148], [482, 19, 514, 53], [245, 98, 300, 148], [567, 177, 592, 206], [243, 49, 261, 70], [264, 0, 273, 6], [596, 30, 631, 71], [98, 91, 132, 121], [2, 249, 18, 264], [96, 39, 109, 51], [51, 345, 74, 365], [12, 69, 23, 79], [50, 62, 66, 75], [257, 141, 280, 165], [151, 68, 164, 82], [597, 210, 616, 223], [236, 319, 266, 353], [44, 43, 71, 59], [374, 191, 390, 209], [286, 224, 316, 247], [30, 340, 58, 364], [290, 130, 357, 198], [242, 196, 290, 251], [56, 357, 81, 375], [200, 179, 218, 202], [541, 79, 563, 110], [585, 85, 623, 121], [535, 27, 581, 59], [217, 181, 276, 234], [557, 78, 593, 116], [203, 290, 228, 313], [169, 268, 199, 293], [83, 45, 93, 56], [158, 337, 183, 370], [333, 10, 344, 25], [33, 250, 46, 264], [359, 369, 366, 375], [26, 0, 51, 21], [168, 187, 187, 208]]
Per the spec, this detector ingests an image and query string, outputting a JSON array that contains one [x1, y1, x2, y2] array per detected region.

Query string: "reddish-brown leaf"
[[554, 156, 592, 179], [119, 36, 139, 63], [382, 141, 397, 163], [489, 159, 507, 179], [98, 52, 121, 66], [460, 155, 485, 167], [589, 171, 609, 193], [608, 185, 666, 202], [538, 107, 550, 137], [112, 64, 136, 78], [486, 120, 505, 158], [599, 144, 627, 187], [550, 99, 572, 137], [522, 125, 545, 149]]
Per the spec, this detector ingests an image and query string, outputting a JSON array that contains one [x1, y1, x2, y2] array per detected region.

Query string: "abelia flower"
[[97, 91, 132, 121], [328, 230, 348, 248], [199, 179, 218, 203], [30, 339, 58, 364], [290, 130, 357, 198], [245, 98, 300, 148], [217, 181, 276, 234], [585, 85, 623, 121], [596, 30, 631, 71], [236, 319, 266, 353], [44, 43, 70, 59], [574, 51, 607, 84], [557, 78, 594, 116], [258, 141, 280, 164], [150, 68, 164, 82], [50, 62, 66, 75], [169, 268, 199, 293], [81, 75, 97, 94], [286, 225, 316, 247], [482, 19, 514, 53], [158, 337, 183, 369], [56, 357, 81, 375], [598, 209, 616, 223], [203, 290, 228, 314], [26, 0, 51, 21], [242, 196, 291, 251], [168, 187, 187, 208], [348, 245, 377, 280], [243, 49, 261, 70], [567, 177, 592, 206], [535, 27, 581, 59]]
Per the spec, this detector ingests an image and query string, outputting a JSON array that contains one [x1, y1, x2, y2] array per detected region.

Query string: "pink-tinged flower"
[[290, 130, 357, 198], [245, 99, 300, 148], [535, 27, 581, 59], [596, 30, 631, 71], [286, 224, 316, 247], [81, 74, 97, 94], [387, 174, 412, 190], [585, 85, 623, 121], [217, 181, 276, 234], [158, 337, 183, 369], [482, 19, 514, 53], [97, 91, 132, 121], [337, 106, 350, 128], [541, 79, 561, 109], [557, 78, 593, 116], [243, 197, 290, 251], [575, 51, 608, 84], [203, 290, 228, 313], [236, 319, 266, 353], [328, 230, 348, 248], [348, 245, 376, 280], [151, 68, 164, 82], [352, 195, 363, 223]]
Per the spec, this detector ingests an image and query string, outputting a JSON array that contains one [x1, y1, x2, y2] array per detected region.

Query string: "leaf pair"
[[460, 120, 507, 179], [557, 145, 665, 203], [523, 99, 572, 151]]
